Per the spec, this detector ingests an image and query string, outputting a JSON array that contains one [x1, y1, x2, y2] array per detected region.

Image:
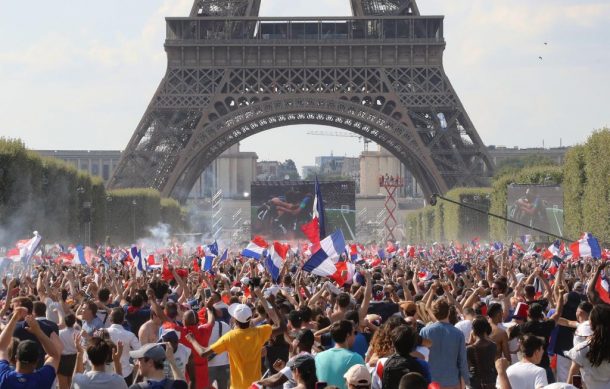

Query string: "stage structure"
[[379, 176, 403, 241], [109, 0, 494, 202]]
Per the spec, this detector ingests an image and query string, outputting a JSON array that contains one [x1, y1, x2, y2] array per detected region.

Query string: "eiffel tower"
[[109, 0, 494, 202]]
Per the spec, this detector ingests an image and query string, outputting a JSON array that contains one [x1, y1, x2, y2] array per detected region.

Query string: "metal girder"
[[351, 0, 420, 16], [190, 0, 261, 17], [109, 6, 494, 203]]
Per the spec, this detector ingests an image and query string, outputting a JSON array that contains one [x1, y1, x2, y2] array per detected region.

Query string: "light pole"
[[76, 186, 85, 243], [131, 199, 137, 243], [105, 196, 113, 240]]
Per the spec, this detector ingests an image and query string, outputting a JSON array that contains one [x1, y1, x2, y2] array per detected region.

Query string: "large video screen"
[[506, 185, 564, 240], [251, 180, 356, 241]]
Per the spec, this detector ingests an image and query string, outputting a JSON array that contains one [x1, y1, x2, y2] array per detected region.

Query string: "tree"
[[495, 155, 558, 177]]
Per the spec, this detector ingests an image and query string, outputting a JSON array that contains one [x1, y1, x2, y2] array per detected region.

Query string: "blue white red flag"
[[332, 260, 356, 287], [543, 240, 563, 260], [10, 233, 43, 265], [302, 230, 346, 277], [131, 245, 146, 272], [203, 256, 214, 272], [218, 248, 228, 263], [72, 245, 87, 266], [242, 236, 269, 260], [570, 233, 602, 259], [595, 271, 610, 304], [208, 241, 219, 256], [265, 242, 289, 283]]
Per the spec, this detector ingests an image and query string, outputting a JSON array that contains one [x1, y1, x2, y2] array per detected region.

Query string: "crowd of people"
[[0, 243, 608, 389]]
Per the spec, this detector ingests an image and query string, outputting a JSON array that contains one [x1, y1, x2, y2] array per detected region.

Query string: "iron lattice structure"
[[109, 0, 494, 202]]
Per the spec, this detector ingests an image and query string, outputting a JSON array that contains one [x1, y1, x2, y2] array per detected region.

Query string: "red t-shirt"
[[180, 323, 214, 388]]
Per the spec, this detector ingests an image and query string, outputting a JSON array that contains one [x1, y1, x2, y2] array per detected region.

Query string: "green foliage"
[[105, 188, 161, 245], [0, 137, 186, 246], [442, 187, 492, 241], [563, 145, 586, 239], [161, 198, 186, 233], [421, 207, 435, 242], [0, 138, 102, 244], [433, 202, 444, 242], [582, 129, 610, 243], [406, 212, 419, 242], [489, 165, 563, 241], [494, 154, 559, 177]]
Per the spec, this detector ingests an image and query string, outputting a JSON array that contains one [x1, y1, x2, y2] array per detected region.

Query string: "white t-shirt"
[[59, 327, 78, 355], [503, 361, 548, 389], [566, 341, 610, 389], [207, 321, 230, 367], [573, 321, 591, 346], [72, 371, 128, 389], [455, 319, 472, 343], [45, 297, 63, 324], [164, 343, 191, 379]]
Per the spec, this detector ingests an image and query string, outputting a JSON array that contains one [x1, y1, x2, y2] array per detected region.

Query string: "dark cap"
[[288, 354, 315, 372], [16, 340, 39, 364]]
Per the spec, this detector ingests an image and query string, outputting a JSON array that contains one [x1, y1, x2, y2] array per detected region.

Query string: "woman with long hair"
[[566, 303, 610, 389], [466, 316, 497, 389], [365, 316, 404, 366], [290, 354, 317, 389]]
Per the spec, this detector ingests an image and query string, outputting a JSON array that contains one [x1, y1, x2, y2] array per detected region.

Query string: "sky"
[[1, 0, 609, 174]]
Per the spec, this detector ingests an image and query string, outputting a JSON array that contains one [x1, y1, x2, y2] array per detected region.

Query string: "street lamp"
[[76, 186, 85, 242], [132, 199, 137, 243], [105, 196, 113, 240]]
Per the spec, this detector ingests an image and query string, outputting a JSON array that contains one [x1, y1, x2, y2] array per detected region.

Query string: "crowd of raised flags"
[[2, 227, 608, 306]]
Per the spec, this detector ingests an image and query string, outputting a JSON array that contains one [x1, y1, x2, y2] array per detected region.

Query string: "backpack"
[[381, 354, 420, 389], [131, 379, 176, 389]]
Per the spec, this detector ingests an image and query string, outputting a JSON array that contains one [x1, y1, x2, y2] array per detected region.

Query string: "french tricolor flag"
[[543, 240, 563, 260], [131, 246, 147, 272], [265, 242, 289, 283], [303, 230, 346, 277], [71, 245, 87, 266], [348, 244, 361, 262], [242, 236, 269, 260], [332, 260, 355, 287], [570, 233, 602, 259], [595, 271, 610, 305]]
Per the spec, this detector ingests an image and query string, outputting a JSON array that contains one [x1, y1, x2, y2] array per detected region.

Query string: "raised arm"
[[358, 271, 373, 326], [25, 315, 61, 370], [587, 262, 606, 304], [253, 287, 286, 337]]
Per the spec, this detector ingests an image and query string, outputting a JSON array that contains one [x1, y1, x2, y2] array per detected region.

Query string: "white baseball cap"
[[228, 303, 252, 323]]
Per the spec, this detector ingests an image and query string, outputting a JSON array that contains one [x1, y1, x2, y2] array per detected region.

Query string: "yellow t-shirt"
[[210, 324, 273, 389]]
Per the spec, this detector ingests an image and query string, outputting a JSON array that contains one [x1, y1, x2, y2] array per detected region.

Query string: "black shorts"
[[58, 354, 77, 376]]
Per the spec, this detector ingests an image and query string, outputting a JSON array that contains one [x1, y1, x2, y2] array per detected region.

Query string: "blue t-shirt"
[[82, 317, 104, 335], [315, 348, 365, 389], [0, 360, 56, 389], [322, 332, 369, 359], [129, 378, 187, 389]]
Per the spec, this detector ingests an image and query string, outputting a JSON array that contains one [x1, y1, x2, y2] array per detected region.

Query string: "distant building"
[[190, 143, 258, 199], [34, 150, 122, 184], [256, 159, 299, 181], [486, 145, 569, 167], [34, 144, 258, 199], [359, 146, 420, 198], [301, 165, 318, 179]]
